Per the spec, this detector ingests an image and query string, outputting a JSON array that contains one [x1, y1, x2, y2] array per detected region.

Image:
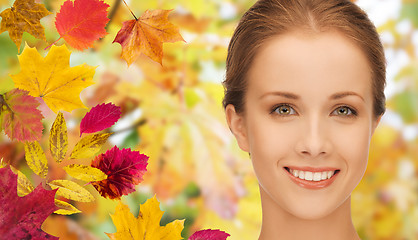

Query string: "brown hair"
[[222, 0, 386, 117]]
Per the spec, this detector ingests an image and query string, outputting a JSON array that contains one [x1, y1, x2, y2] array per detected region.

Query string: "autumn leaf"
[[0, 166, 58, 239], [106, 195, 184, 240], [70, 132, 112, 159], [48, 179, 95, 202], [0, 88, 44, 141], [0, 0, 52, 51], [188, 229, 231, 240], [91, 146, 148, 199], [24, 141, 48, 178], [80, 102, 121, 136], [63, 164, 107, 182], [113, 9, 185, 65], [1, 164, 35, 197], [11, 44, 95, 113], [54, 0, 110, 50], [15, 168, 35, 196], [54, 199, 81, 215], [49, 112, 68, 162]]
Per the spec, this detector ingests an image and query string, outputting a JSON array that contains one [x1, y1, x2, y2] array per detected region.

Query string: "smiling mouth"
[[284, 167, 340, 182]]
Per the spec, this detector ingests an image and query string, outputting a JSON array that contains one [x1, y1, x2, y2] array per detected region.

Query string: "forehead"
[[247, 31, 372, 101]]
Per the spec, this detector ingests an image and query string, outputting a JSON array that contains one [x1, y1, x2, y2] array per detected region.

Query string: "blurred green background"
[[0, 0, 417, 239]]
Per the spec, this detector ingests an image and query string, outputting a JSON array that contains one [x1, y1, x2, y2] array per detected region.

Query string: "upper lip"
[[284, 166, 340, 172]]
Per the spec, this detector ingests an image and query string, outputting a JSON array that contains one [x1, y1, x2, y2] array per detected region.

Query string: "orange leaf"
[[113, 9, 185, 66], [55, 0, 109, 51], [0, 0, 51, 51]]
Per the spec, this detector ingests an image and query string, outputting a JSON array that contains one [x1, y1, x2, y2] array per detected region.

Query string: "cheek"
[[331, 121, 371, 179], [246, 117, 298, 172]]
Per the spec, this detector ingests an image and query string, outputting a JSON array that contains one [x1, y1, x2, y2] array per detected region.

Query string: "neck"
[[258, 187, 361, 240]]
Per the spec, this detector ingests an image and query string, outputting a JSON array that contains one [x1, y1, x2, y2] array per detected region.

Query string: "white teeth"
[[298, 171, 305, 179], [313, 172, 321, 181], [327, 171, 333, 178], [289, 168, 336, 181], [304, 172, 313, 181]]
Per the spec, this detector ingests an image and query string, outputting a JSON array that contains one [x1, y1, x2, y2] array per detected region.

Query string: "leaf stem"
[[121, 0, 137, 20], [111, 119, 146, 135], [106, 0, 122, 30], [44, 36, 62, 51], [0, 94, 12, 112]]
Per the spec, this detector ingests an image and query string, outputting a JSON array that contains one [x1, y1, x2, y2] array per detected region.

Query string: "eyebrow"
[[259, 91, 365, 102]]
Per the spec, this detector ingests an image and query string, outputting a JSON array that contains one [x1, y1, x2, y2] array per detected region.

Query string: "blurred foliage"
[[0, 0, 417, 239]]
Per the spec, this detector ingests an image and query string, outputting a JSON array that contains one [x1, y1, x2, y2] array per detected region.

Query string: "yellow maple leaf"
[[0, 0, 52, 51], [107, 195, 184, 240], [11, 44, 95, 113], [113, 9, 185, 66]]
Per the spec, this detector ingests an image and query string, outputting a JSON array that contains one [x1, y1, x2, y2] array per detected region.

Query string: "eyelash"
[[270, 104, 358, 117]]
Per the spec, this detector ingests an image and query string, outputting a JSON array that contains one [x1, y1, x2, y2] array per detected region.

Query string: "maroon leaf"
[[80, 102, 121, 136], [0, 166, 58, 239], [91, 146, 148, 199], [189, 229, 231, 240]]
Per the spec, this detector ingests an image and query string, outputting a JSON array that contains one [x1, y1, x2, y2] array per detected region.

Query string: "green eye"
[[273, 105, 296, 115], [334, 106, 356, 116]]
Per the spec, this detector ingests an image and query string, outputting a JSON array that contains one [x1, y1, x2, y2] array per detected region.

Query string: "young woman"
[[223, 0, 386, 239]]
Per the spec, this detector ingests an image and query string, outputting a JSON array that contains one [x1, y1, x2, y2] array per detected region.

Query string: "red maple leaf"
[[80, 102, 121, 136], [1, 89, 44, 142], [54, 0, 109, 50], [189, 229, 231, 240], [91, 146, 148, 199], [0, 166, 58, 239]]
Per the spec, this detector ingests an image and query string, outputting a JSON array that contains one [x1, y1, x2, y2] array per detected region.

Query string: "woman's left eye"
[[332, 106, 357, 116]]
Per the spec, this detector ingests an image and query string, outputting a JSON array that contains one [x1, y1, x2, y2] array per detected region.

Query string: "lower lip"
[[285, 168, 339, 190]]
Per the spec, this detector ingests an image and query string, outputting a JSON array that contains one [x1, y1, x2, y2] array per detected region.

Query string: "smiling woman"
[[223, 0, 386, 239]]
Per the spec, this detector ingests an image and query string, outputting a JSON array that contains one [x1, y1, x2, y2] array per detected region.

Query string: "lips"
[[284, 166, 340, 189]]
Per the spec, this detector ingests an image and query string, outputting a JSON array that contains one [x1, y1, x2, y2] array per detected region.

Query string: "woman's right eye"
[[271, 104, 296, 116]]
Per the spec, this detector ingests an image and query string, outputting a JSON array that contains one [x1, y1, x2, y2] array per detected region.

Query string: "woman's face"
[[226, 31, 381, 220]]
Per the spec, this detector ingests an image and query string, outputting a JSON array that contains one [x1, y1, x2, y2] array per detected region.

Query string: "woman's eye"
[[333, 106, 357, 116], [272, 105, 296, 116]]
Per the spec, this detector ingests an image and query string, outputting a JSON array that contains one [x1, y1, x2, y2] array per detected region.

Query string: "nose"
[[295, 115, 332, 158]]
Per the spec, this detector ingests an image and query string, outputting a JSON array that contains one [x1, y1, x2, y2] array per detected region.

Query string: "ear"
[[371, 115, 382, 135], [225, 104, 250, 152]]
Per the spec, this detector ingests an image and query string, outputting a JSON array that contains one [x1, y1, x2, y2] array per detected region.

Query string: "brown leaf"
[[113, 9, 185, 66], [0, 0, 52, 51]]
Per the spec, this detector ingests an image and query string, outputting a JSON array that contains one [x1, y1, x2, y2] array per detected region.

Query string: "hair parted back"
[[222, 0, 386, 117]]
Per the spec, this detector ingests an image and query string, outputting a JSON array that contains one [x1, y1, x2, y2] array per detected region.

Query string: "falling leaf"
[[0, 0, 52, 51], [11, 44, 95, 113], [24, 141, 48, 178], [48, 179, 95, 202], [63, 164, 107, 182], [0, 166, 58, 239], [188, 229, 231, 240], [49, 112, 68, 162], [54, 199, 81, 215], [14, 167, 34, 196], [54, 0, 109, 50], [2, 164, 35, 196], [113, 9, 185, 65], [91, 146, 148, 199], [106, 195, 184, 240], [0, 89, 44, 141], [80, 102, 121, 136], [70, 132, 112, 159]]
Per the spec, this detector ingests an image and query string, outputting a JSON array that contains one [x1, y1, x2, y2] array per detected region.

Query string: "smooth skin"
[[226, 31, 381, 240]]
